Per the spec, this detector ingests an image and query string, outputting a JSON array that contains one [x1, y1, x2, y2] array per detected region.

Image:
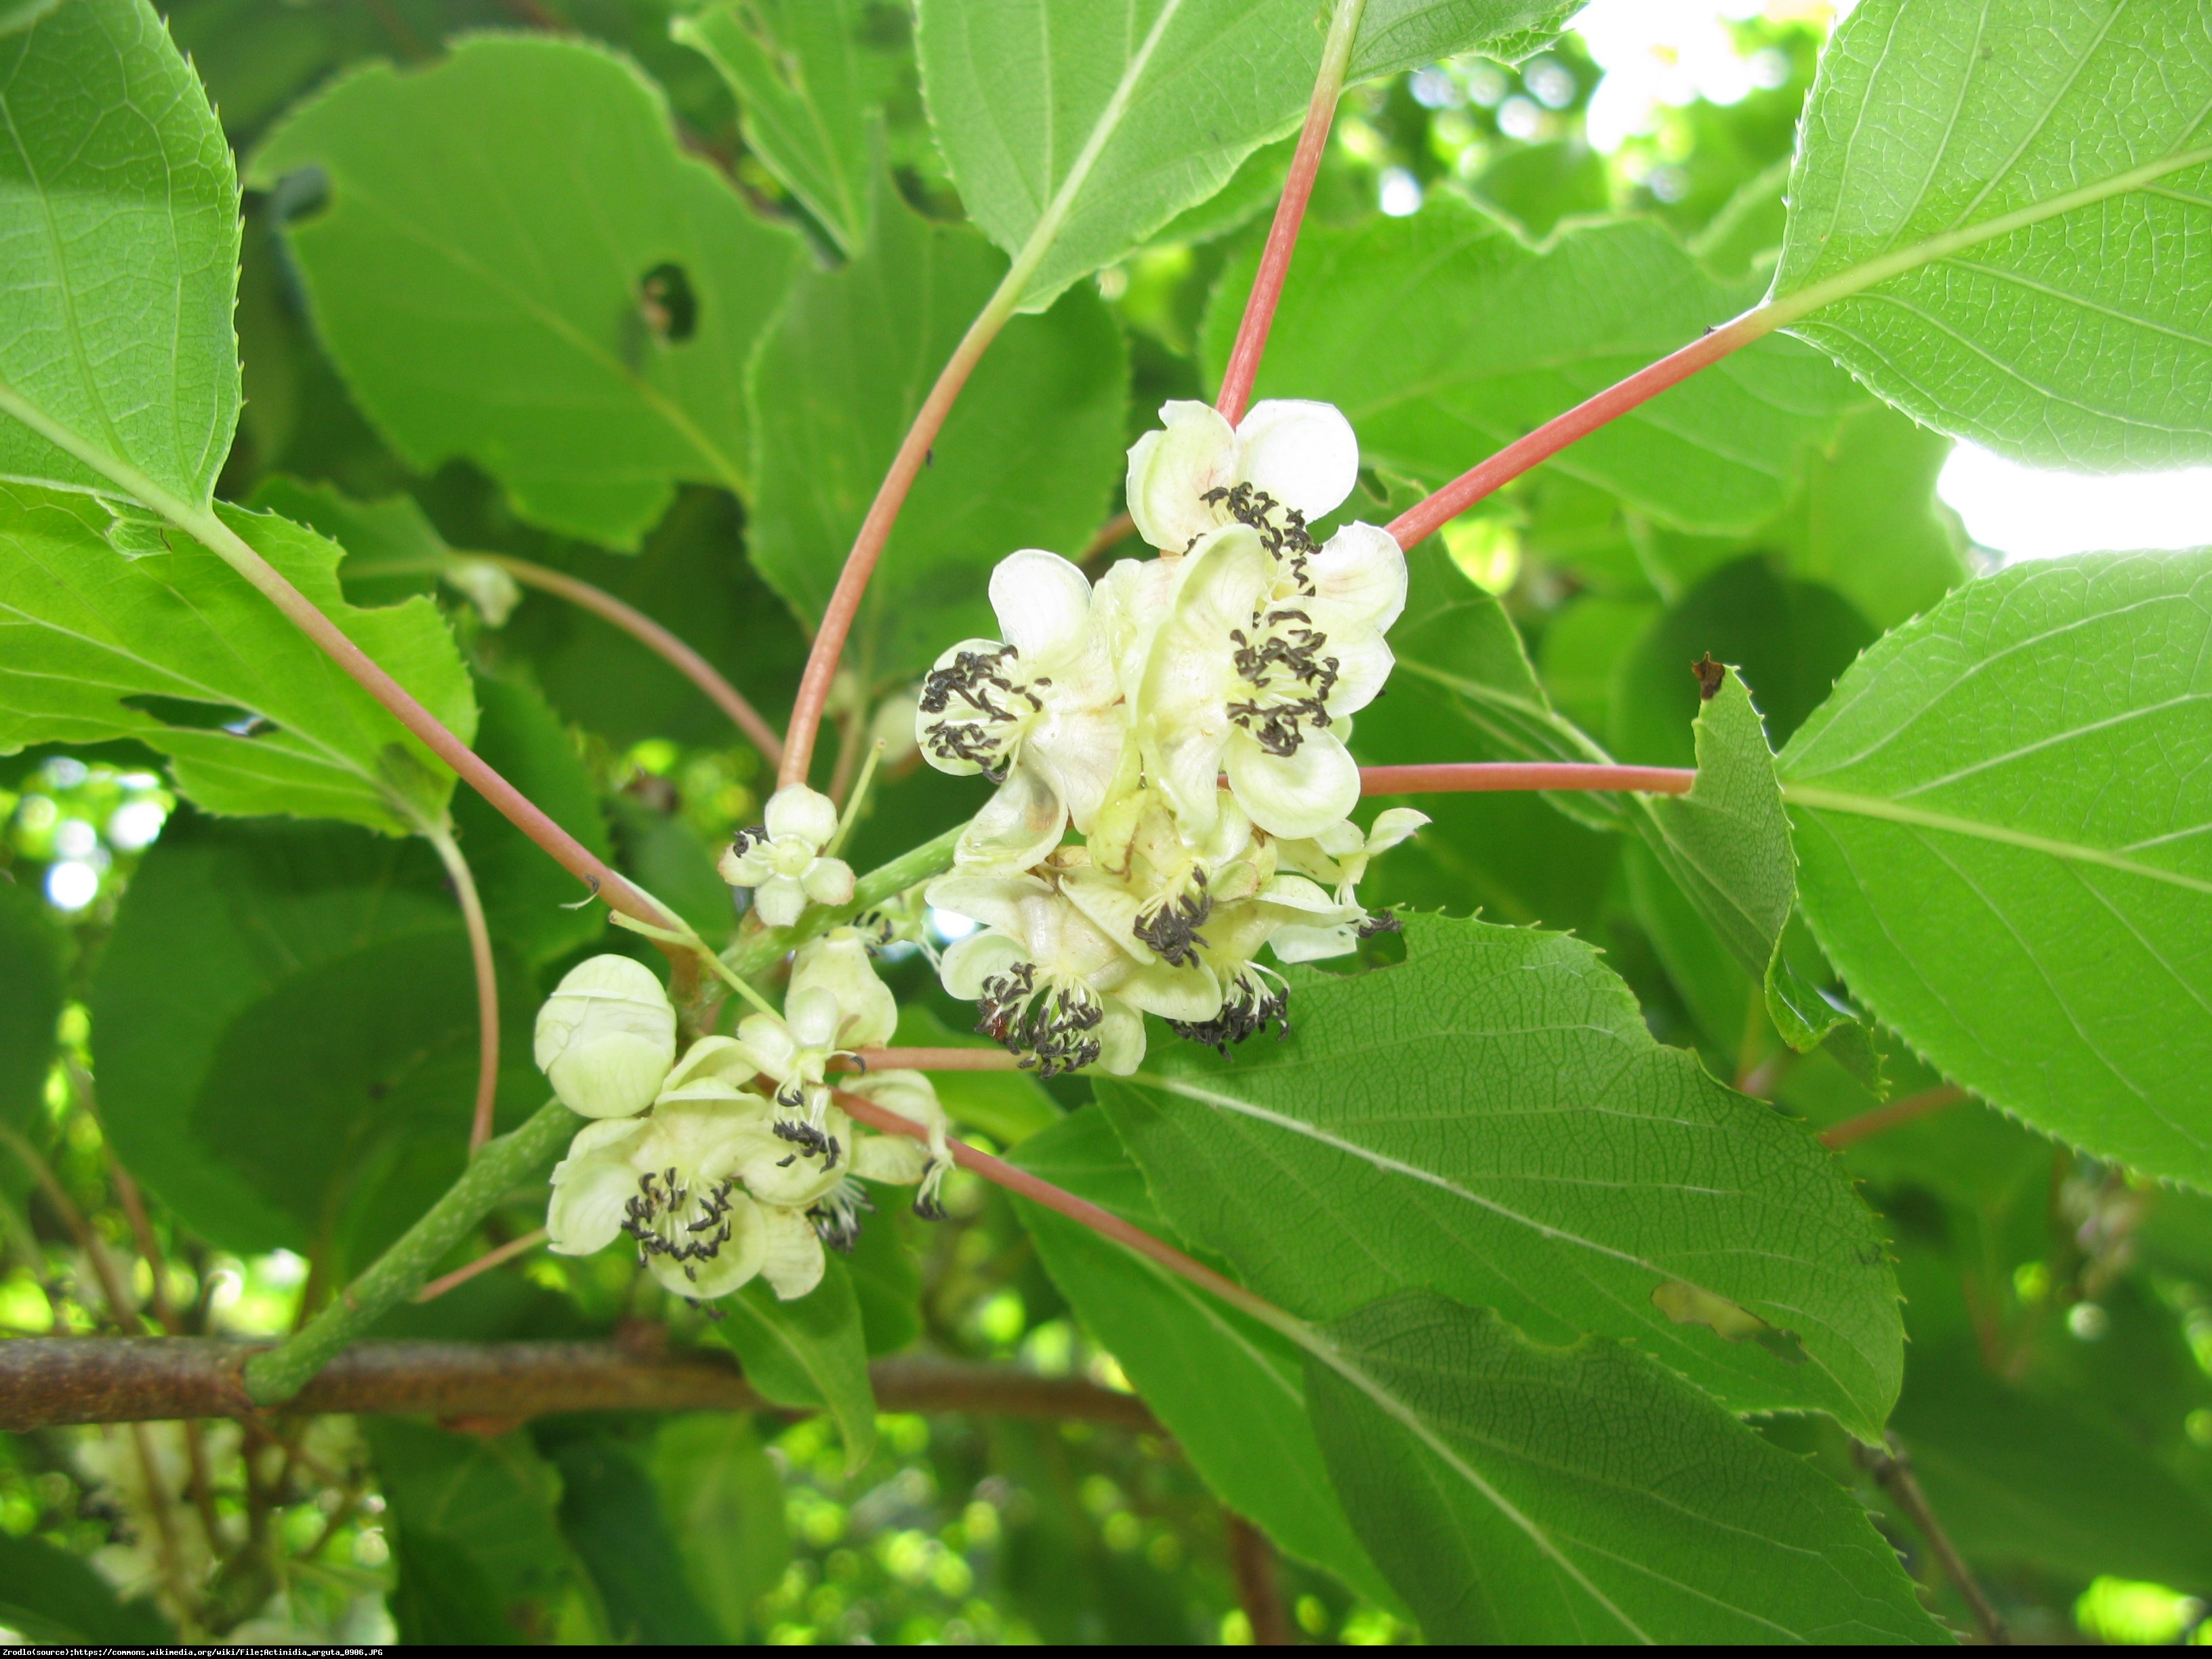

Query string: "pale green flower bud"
[[533, 955, 677, 1119]]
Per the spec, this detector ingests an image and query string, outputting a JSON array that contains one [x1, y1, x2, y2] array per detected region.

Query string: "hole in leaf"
[[266, 164, 329, 226], [121, 695, 264, 735], [1652, 1279, 1806, 1365], [638, 262, 697, 344]]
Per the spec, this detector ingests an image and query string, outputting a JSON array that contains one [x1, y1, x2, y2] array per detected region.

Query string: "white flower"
[[1125, 398, 1359, 555], [720, 783, 855, 928], [1134, 520, 1404, 841], [916, 550, 1126, 871], [1059, 785, 1271, 971], [722, 930, 897, 1150], [929, 872, 1216, 1075], [533, 955, 677, 1119], [843, 1069, 955, 1219], [546, 1097, 767, 1301], [1269, 808, 1427, 962]]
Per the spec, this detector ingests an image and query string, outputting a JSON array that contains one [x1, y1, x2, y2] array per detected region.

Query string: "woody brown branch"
[[0, 1338, 1160, 1435]]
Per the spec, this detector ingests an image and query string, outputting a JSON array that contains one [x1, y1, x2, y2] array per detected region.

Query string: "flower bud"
[[534, 955, 677, 1118]]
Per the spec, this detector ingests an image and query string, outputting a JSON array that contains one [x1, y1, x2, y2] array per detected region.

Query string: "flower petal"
[[732, 1012, 800, 1078], [854, 1132, 929, 1184], [763, 783, 840, 846], [1305, 520, 1408, 633], [939, 930, 1028, 1001], [1226, 726, 1360, 839], [989, 549, 1094, 665], [758, 1205, 826, 1300], [784, 985, 845, 1051], [546, 1120, 651, 1256], [1322, 626, 1394, 718], [802, 857, 856, 906], [1115, 958, 1223, 1022], [1367, 806, 1431, 855], [955, 752, 1069, 873], [1029, 707, 1130, 834], [1126, 400, 1237, 551], [651, 1193, 766, 1302], [1235, 400, 1357, 523], [752, 874, 808, 929], [1270, 921, 1359, 963], [792, 933, 897, 1049], [1094, 999, 1147, 1074]]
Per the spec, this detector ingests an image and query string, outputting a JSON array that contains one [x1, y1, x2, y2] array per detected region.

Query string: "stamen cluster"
[[533, 947, 949, 1307], [917, 398, 1425, 1075]]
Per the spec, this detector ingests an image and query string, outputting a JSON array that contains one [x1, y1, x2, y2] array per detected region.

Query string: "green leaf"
[[1891, 1342, 2212, 1595], [367, 1418, 580, 1645], [1203, 201, 1864, 533], [1012, 1108, 1398, 1608], [0, 1530, 171, 1643], [917, 0, 1576, 308], [844, 1199, 923, 1356], [89, 813, 545, 1258], [247, 36, 804, 548], [649, 1414, 791, 1641], [715, 1259, 878, 1473], [545, 1431, 724, 1647], [1101, 913, 1906, 1436], [0, 485, 476, 834], [0, 0, 239, 508], [1779, 552, 2212, 1189], [0, 881, 61, 1136], [1468, 137, 1614, 239], [1774, 0, 2212, 467], [746, 176, 1127, 684], [1306, 1293, 1944, 1643], [673, 0, 876, 255]]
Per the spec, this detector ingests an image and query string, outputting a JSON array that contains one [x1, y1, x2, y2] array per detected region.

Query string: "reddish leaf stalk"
[[1385, 306, 1782, 550], [486, 555, 783, 761], [1214, 0, 1370, 424], [426, 827, 502, 1153], [1818, 1086, 1969, 1151], [780, 298, 1018, 789], [834, 1088, 1280, 1326], [844, 1046, 1024, 1072], [1360, 762, 1694, 796], [414, 1228, 548, 1304]]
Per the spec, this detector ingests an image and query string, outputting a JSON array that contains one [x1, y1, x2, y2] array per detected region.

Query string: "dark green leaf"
[[248, 36, 804, 548], [1205, 202, 1864, 533], [1101, 913, 1906, 1435], [0, 485, 476, 833], [546, 1431, 724, 1646], [844, 1193, 922, 1355], [715, 1258, 878, 1473], [1307, 1293, 1943, 1643], [89, 814, 545, 1258], [0, 0, 239, 508], [367, 1418, 580, 1645], [0, 1530, 171, 1643], [0, 880, 62, 1136], [1780, 552, 2212, 1189], [893, 1003, 1060, 1145], [649, 1414, 791, 1640], [746, 176, 1127, 685]]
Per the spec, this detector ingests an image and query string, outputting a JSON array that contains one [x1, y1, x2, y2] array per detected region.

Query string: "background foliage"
[[1, 0, 2209, 1645]]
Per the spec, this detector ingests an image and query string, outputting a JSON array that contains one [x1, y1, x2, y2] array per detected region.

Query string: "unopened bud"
[[534, 955, 677, 1118]]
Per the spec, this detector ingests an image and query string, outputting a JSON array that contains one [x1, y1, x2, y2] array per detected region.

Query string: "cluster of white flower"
[[533, 947, 948, 1306], [918, 399, 1425, 1075], [718, 781, 855, 927]]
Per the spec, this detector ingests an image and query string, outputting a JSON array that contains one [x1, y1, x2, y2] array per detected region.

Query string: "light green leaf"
[[1774, 0, 2212, 467], [0, 1531, 171, 1644], [366, 1419, 581, 1646], [746, 178, 1126, 684], [1011, 1109, 1398, 1608], [89, 815, 546, 1258], [1203, 201, 1864, 533], [248, 36, 804, 548], [1102, 913, 1906, 1436], [0, 0, 239, 508], [1307, 1294, 1944, 1643], [673, 0, 876, 255], [0, 485, 476, 834], [1780, 550, 2212, 1190], [918, 0, 1576, 309], [716, 1261, 878, 1473], [649, 1415, 791, 1641]]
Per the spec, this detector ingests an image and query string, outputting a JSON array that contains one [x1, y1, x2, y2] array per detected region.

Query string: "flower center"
[[1225, 605, 1340, 756], [1169, 962, 1290, 1054], [1132, 865, 1212, 967], [1200, 481, 1318, 583], [813, 1176, 874, 1252], [919, 644, 1044, 778], [973, 959, 1105, 1076], [623, 1165, 739, 1282]]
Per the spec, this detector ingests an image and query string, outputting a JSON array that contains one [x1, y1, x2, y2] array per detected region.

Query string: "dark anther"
[[730, 824, 766, 860], [1200, 482, 1320, 575], [1692, 654, 1726, 701], [1356, 912, 1404, 938], [1133, 869, 1212, 967], [914, 1168, 949, 1223], [776, 1153, 796, 1168], [773, 1117, 832, 1158], [1170, 969, 1290, 1055], [919, 644, 1039, 778], [974, 960, 1106, 1076]]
